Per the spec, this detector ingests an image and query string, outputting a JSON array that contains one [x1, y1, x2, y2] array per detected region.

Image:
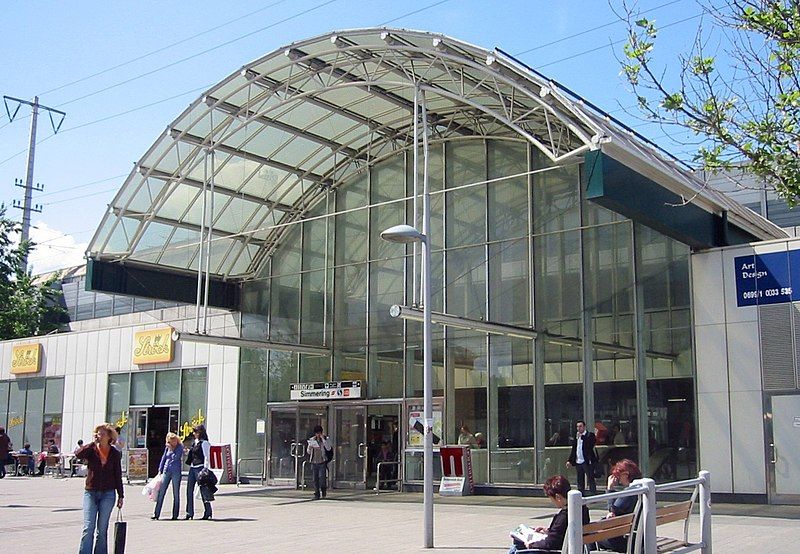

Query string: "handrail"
[[374, 461, 401, 493], [236, 457, 264, 487], [300, 460, 308, 490], [566, 470, 711, 554]]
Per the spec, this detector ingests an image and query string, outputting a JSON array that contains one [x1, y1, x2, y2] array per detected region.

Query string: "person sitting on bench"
[[596, 459, 642, 552], [508, 475, 590, 553]]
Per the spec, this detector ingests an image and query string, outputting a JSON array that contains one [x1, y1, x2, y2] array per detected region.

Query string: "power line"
[[37, 173, 128, 199], [512, 0, 684, 57], [37, 0, 292, 98], [53, 0, 340, 109], [378, 0, 453, 25]]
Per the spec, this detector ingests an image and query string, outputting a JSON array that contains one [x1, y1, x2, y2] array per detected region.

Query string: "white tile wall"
[[697, 391, 733, 493], [721, 245, 760, 324], [726, 321, 763, 392], [695, 324, 729, 394], [692, 250, 725, 326], [729, 391, 766, 494]]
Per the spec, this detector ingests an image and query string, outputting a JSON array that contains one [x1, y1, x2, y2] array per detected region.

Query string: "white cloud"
[[26, 221, 89, 275]]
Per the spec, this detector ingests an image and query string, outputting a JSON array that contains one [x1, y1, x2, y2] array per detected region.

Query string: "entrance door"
[[366, 405, 400, 491], [769, 394, 800, 503], [266, 405, 327, 488], [129, 406, 179, 478], [332, 406, 367, 488]]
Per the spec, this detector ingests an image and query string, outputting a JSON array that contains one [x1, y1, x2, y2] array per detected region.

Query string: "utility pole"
[[4, 95, 66, 273]]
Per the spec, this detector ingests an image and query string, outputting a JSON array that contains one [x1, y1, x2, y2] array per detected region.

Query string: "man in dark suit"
[[565, 420, 598, 494]]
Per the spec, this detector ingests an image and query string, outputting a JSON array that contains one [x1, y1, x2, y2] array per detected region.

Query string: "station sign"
[[11, 343, 42, 374], [290, 381, 362, 400], [133, 327, 174, 364]]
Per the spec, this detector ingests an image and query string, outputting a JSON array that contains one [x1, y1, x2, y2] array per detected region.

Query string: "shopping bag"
[[113, 509, 127, 554], [141, 475, 162, 502]]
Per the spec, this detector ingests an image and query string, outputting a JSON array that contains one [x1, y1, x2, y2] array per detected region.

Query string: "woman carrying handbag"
[[185, 424, 213, 520], [76, 422, 124, 554]]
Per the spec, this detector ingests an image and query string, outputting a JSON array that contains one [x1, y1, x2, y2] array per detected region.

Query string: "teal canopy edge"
[[583, 150, 757, 249], [86, 258, 240, 310]]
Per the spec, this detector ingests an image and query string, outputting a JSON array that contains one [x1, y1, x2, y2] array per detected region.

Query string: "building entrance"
[[129, 405, 179, 478], [266, 404, 327, 488]]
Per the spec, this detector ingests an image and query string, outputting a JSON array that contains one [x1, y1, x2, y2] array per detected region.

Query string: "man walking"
[[307, 425, 332, 500], [565, 420, 598, 495]]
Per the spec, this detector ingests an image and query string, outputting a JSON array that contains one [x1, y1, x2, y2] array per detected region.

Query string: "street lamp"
[[381, 221, 434, 548]]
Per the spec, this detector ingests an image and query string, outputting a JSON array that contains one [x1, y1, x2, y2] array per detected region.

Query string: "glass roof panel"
[[226, 243, 260, 276], [132, 221, 175, 262], [89, 215, 115, 253], [127, 177, 167, 214], [156, 183, 200, 222], [158, 227, 201, 269], [103, 217, 140, 254], [212, 194, 259, 234]]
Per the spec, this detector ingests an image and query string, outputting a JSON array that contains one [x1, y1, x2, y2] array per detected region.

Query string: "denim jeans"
[[79, 489, 117, 554], [312, 463, 327, 498], [186, 466, 211, 518], [154, 471, 181, 519]]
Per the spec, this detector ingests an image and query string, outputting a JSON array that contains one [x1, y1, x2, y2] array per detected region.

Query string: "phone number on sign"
[[742, 287, 792, 299]]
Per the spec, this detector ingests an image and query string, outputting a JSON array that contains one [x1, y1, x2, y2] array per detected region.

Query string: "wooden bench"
[[519, 498, 641, 554], [635, 490, 702, 553]]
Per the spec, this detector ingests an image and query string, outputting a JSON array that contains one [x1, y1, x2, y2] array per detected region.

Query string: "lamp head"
[[380, 224, 425, 243]]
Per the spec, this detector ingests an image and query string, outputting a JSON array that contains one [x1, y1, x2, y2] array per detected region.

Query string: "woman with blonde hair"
[[152, 432, 184, 520], [76, 423, 124, 554]]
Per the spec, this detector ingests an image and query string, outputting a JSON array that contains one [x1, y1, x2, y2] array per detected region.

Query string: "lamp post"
[[380, 223, 433, 548], [381, 86, 433, 549]]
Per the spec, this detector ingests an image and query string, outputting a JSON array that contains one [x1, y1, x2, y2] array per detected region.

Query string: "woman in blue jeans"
[[76, 423, 124, 554], [185, 424, 212, 520], [152, 432, 184, 520]]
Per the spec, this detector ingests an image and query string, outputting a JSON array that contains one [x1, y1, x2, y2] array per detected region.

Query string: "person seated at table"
[[37, 439, 60, 475], [71, 439, 85, 477], [16, 443, 35, 475], [508, 475, 589, 554]]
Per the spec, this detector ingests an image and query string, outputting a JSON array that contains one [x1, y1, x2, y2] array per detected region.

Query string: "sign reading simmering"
[[133, 327, 174, 364], [290, 381, 362, 400], [11, 343, 41, 374]]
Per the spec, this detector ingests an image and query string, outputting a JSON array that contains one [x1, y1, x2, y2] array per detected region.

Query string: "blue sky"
[[0, 0, 703, 272]]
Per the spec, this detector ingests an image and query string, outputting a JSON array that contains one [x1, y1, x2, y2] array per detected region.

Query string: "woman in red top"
[[77, 423, 124, 554]]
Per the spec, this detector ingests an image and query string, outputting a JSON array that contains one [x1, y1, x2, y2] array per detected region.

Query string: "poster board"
[[126, 448, 148, 483], [439, 445, 474, 495]]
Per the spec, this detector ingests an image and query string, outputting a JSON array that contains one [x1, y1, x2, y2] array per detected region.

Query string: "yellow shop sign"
[[133, 327, 174, 365], [11, 343, 41, 374]]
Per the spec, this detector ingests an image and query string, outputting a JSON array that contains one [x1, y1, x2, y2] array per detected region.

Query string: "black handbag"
[[113, 508, 126, 554], [592, 448, 604, 479]]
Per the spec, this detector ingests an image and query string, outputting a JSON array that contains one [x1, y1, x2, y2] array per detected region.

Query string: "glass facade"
[[238, 137, 696, 486], [0, 377, 65, 451]]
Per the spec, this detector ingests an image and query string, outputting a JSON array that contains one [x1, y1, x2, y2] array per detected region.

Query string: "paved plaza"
[[1, 475, 799, 552]]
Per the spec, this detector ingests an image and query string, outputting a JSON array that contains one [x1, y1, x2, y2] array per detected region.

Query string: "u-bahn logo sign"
[[290, 381, 362, 400]]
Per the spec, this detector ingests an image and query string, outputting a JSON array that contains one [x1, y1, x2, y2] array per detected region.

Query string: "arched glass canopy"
[[87, 28, 784, 281]]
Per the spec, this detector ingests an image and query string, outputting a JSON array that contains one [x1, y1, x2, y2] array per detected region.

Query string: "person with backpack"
[[306, 425, 332, 500]]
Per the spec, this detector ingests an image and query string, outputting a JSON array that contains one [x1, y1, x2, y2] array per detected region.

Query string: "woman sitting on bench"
[[509, 475, 590, 553], [596, 459, 642, 552]]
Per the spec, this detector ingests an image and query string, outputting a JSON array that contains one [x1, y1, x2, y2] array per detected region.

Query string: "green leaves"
[[0, 207, 66, 340]]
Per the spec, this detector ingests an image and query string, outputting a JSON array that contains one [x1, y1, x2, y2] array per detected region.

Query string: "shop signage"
[[133, 327, 174, 364], [734, 251, 800, 307], [290, 381, 362, 400], [11, 343, 41, 374], [407, 409, 443, 447]]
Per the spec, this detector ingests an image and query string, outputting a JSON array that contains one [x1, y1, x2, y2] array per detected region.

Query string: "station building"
[[1, 28, 797, 503]]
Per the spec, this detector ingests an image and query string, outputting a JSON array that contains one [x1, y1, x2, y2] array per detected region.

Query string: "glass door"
[[768, 394, 800, 504], [266, 405, 328, 488], [332, 406, 367, 489]]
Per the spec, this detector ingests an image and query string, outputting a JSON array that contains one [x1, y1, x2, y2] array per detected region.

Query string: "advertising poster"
[[126, 449, 148, 483], [407, 406, 443, 448]]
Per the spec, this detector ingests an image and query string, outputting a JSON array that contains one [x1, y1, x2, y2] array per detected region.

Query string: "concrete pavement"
[[1, 474, 798, 552]]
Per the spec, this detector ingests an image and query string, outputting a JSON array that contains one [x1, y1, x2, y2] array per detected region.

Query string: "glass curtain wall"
[[0, 377, 64, 451], [241, 136, 697, 486]]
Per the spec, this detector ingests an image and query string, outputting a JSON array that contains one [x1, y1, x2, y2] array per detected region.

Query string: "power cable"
[[512, 0, 684, 57], [37, 0, 292, 98], [53, 0, 340, 109]]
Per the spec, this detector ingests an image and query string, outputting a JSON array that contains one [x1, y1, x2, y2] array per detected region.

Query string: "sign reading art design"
[[290, 381, 362, 400], [133, 327, 174, 364], [11, 343, 41, 374]]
